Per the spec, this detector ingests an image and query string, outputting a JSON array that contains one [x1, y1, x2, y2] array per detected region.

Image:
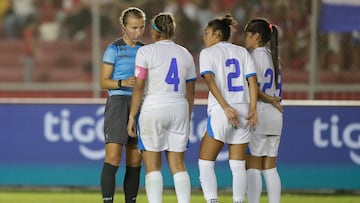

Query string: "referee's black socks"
[[101, 162, 119, 203], [124, 165, 141, 203]]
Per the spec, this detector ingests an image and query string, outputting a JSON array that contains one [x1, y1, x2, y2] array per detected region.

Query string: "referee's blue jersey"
[[102, 38, 144, 96]]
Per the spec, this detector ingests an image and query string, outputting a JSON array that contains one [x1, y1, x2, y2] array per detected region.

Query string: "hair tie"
[[269, 23, 273, 31], [151, 21, 162, 33]]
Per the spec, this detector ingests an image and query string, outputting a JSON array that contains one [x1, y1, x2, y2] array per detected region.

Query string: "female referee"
[[198, 14, 258, 203], [244, 18, 283, 203], [99, 7, 145, 203], [127, 12, 197, 203]]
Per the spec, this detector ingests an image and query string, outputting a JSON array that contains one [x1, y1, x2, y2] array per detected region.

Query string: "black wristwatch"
[[118, 80, 122, 88]]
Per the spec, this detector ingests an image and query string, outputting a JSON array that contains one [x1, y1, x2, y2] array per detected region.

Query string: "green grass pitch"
[[0, 190, 359, 203]]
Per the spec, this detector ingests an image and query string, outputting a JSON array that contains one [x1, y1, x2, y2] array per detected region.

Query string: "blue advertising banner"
[[320, 0, 360, 32], [0, 100, 359, 190]]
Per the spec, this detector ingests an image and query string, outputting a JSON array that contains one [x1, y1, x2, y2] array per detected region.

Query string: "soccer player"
[[243, 18, 283, 203], [99, 7, 145, 203], [127, 12, 197, 203], [198, 14, 258, 203]]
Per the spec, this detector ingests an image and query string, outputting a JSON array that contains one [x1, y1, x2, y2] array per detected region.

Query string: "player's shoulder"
[[252, 47, 270, 56], [175, 43, 193, 57], [136, 42, 159, 56], [251, 47, 272, 63], [200, 44, 217, 55], [136, 41, 146, 46], [138, 42, 155, 50], [206, 42, 247, 52], [110, 38, 126, 47], [108, 38, 145, 47], [227, 43, 248, 53]]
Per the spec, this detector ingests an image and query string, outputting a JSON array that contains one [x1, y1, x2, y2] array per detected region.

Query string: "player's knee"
[[126, 158, 142, 167], [169, 163, 186, 175], [105, 155, 121, 166]]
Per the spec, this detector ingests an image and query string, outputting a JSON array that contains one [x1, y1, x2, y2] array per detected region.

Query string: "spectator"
[[0, 0, 10, 24], [22, 15, 40, 83], [3, 0, 37, 39], [37, 0, 62, 41]]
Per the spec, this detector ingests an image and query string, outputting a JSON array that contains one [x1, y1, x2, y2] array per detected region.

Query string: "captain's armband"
[[135, 66, 148, 80]]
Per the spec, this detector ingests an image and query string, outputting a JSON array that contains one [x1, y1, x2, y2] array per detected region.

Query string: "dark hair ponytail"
[[245, 18, 280, 87], [207, 14, 237, 41], [270, 24, 279, 86]]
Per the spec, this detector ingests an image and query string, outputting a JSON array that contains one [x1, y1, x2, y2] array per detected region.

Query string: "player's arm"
[[203, 74, 227, 109], [100, 63, 136, 89], [185, 80, 195, 119], [127, 77, 145, 137], [100, 63, 118, 89], [245, 75, 258, 128], [127, 62, 147, 137], [203, 73, 239, 127], [257, 87, 283, 113]]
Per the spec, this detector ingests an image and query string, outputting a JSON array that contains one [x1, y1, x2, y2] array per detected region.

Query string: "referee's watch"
[[118, 80, 122, 88]]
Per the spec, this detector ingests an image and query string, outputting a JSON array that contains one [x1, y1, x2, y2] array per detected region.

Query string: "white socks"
[[229, 160, 247, 203], [246, 168, 262, 203], [146, 171, 163, 203], [174, 171, 191, 203], [263, 168, 281, 203], [247, 167, 281, 203], [199, 159, 218, 203], [199, 159, 247, 203], [146, 170, 191, 203]]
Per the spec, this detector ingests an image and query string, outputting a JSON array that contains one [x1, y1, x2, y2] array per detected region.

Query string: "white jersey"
[[135, 40, 197, 108], [199, 42, 257, 112], [251, 47, 283, 136], [251, 47, 282, 111]]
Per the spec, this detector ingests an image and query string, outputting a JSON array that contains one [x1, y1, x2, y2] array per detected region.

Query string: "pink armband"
[[135, 65, 148, 80]]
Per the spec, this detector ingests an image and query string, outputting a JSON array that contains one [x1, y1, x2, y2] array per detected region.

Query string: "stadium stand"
[[0, 0, 359, 100]]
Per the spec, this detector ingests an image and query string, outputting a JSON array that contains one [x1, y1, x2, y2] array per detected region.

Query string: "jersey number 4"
[[165, 58, 180, 92]]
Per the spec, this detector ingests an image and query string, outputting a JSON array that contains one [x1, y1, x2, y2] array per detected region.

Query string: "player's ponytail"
[[269, 24, 280, 87], [207, 14, 237, 41], [152, 13, 176, 39], [245, 18, 280, 87]]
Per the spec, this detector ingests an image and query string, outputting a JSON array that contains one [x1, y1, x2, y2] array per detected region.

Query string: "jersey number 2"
[[226, 58, 244, 92], [262, 68, 274, 92], [165, 58, 180, 92]]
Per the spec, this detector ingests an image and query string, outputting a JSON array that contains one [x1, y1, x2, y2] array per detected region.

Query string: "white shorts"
[[137, 102, 189, 152], [248, 133, 281, 157], [250, 105, 283, 157], [207, 104, 251, 144], [254, 105, 283, 136]]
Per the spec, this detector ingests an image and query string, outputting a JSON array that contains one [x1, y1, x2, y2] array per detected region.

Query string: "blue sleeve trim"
[[246, 73, 256, 78], [200, 71, 215, 78], [186, 78, 197, 83], [103, 61, 114, 65]]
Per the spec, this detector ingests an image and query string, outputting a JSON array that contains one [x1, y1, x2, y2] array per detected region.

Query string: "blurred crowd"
[[0, 0, 358, 72]]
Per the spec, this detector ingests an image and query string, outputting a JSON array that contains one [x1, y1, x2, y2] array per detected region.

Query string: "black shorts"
[[103, 95, 137, 144]]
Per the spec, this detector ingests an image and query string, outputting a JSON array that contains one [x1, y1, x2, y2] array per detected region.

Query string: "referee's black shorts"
[[103, 95, 137, 145]]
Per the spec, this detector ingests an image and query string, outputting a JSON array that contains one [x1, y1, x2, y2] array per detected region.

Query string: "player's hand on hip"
[[224, 105, 240, 128], [245, 110, 258, 129], [272, 97, 283, 113]]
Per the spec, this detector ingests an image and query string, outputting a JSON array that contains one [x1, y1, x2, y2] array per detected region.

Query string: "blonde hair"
[[152, 12, 176, 39], [119, 7, 146, 26]]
